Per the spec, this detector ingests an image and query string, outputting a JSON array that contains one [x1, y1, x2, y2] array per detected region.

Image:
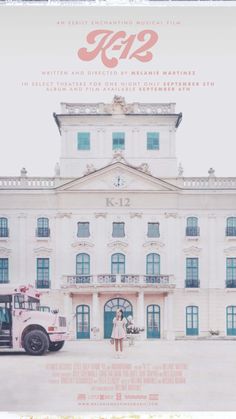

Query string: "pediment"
[[224, 247, 236, 256], [34, 247, 53, 255], [0, 247, 11, 256], [56, 163, 180, 193], [183, 246, 202, 256]]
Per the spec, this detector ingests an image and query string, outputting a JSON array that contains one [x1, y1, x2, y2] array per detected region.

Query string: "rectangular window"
[[39, 306, 50, 312], [37, 217, 50, 238], [147, 222, 160, 238], [0, 258, 8, 283], [37, 258, 50, 289], [77, 222, 90, 238], [147, 132, 159, 150], [186, 217, 199, 236], [77, 132, 90, 150], [112, 132, 125, 150], [186, 258, 199, 287], [226, 258, 236, 287], [0, 218, 8, 238], [226, 218, 236, 236], [112, 222, 125, 238]]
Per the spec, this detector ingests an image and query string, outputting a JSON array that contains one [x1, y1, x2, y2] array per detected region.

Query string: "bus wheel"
[[23, 330, 49, 355], [48, 341, 65, 352]]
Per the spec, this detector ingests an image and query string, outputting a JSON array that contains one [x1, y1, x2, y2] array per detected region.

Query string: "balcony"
[[0, 228, 9, 238], [61, 274, 175, 289], [36, 280, 51, 289], [226, 280, 236, 288], [144, 275, 170, 284], [97, 274, 116, 283], [185, 279, 200, 288], [186, 227, 200, 237], [226, 227, 236, 237], [36, 228, 50, 238]]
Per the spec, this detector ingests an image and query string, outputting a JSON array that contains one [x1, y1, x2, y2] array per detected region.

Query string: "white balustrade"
[[0, 177, 56, 189], [177, 177, 236, 189], [1, 175, 235, 190], [62, 273, 175, 288]]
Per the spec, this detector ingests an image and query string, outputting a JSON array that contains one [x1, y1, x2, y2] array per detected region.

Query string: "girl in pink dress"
[[111, 308, 127, 358]]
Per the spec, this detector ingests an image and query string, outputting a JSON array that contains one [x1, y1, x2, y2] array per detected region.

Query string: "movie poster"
[[0, 1, 236, 419]]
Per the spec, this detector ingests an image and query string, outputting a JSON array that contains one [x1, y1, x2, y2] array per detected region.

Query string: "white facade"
[[1, 96, 236, 340]]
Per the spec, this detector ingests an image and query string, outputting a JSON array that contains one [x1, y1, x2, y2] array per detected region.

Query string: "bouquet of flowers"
[[126, 315, 144, 334]]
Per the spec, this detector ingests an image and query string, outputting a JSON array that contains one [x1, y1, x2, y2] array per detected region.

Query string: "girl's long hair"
[[119, 308, 124, 320]]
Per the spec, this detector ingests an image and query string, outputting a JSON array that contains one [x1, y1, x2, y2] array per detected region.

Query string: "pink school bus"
[[0, 285, 68, 355]]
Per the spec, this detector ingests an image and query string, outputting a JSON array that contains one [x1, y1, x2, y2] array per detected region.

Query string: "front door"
[[104, 298, 133, 339], [147, 304, 160, 338], [227, 306, 236, 336], [186, 306, 199, 336], [76, 305, 90, 339], [0, 295, 12, 347]]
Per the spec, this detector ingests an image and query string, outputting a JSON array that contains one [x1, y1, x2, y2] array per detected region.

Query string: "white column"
[[17, 213, 27, 285], [64, 292, 74, 337], [94, 213, 107, 273], [164, 292, 174, 340], [92, 292, 100, 340], [132, 128, 139, 158], [55, 213, 72, 288], [137, 291, 145, 332], [207, 214, 217, 332]]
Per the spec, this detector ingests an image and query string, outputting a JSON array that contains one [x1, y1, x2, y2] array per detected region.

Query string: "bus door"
[[0, 295, 12, 347]]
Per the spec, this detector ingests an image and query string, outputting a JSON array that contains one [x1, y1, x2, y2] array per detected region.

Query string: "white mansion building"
[[0, 96, 236, 340]]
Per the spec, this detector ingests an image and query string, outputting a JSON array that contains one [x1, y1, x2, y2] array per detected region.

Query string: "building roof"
[[53, 95, 182, 134]]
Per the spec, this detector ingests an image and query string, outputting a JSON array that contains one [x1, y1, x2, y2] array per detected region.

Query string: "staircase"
[[0, 330, 12, 347]]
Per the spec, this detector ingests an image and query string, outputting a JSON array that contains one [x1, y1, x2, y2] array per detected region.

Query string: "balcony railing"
[[121, 275, 140, 284], [36, 280, 51, 289], [0, 227, 9, 238], [226, 280, 236, 288], [65, 275, 93, 285], [226, 227, 236, 237], [144, 275, 170, 284], [61, 274, 175, 288], [185, 279, 200, 288], [97, 274, 117, 283], [36, 227, 50, 238], [186, 227, 200, 237], [0, 278, 9, 284]]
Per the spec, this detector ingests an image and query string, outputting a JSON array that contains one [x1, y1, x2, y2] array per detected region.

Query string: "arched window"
[[147, 305, 160, 339], [76, 253, 90, 275], [36, 258, 50, 289], [111, 253, 125, 274], [226, 217, 236, 237], [0, 217, 8, 238], [226, 306, 236, 336], [146, 253, 160, 276], [76, 305, 90, 339], [226, 258, 236, 288], [104, 297, 132, 339], [37, 217, 50, 237], [0, 258, 8, 284], [186, 258, 199, 288], [186, 306, 199, 336], [186, 217, 199, 236]]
